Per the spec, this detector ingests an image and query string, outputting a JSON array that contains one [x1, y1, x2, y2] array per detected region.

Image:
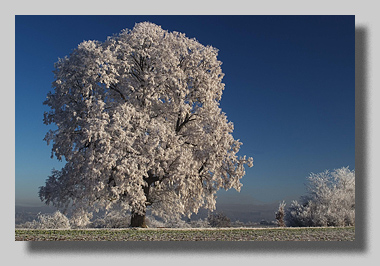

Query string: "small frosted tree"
[[208, 211, 231, 227], [39, 22, 253, 227], [285, 166, 355, 227], [275, 201, 286, 227]]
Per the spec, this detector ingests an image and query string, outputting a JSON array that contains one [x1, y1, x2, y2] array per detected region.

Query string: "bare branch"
[[109, 83, 127, 102]]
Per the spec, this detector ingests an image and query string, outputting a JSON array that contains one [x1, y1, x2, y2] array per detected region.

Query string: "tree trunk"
[[130, 211, 148, 228], [129, 180, 149, 228], [129, 172, 159, 227]]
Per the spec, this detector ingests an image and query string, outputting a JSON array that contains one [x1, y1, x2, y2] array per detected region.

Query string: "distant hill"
[[15, 201, 280, 225], [184, 201, 279, 223], [216, 202, 279, 223]]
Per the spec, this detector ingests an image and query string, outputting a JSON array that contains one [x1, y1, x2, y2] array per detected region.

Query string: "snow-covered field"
[[15, 227, 354, 241]]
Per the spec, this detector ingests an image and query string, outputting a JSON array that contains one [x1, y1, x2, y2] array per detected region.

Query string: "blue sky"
[[15, 15, 355, 207]]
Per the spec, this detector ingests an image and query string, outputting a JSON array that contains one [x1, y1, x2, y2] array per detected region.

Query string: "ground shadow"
[[26, 26, 368, 255]]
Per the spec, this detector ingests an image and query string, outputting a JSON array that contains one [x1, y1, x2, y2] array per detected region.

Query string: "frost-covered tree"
[[207, 211, 231, 227], [39, 22, 253, 227], [275, 200, 286, 227], [285, 166, 355, 227]]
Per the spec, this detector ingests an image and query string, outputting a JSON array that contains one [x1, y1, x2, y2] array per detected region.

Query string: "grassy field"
[[15, 227, 354, 241]]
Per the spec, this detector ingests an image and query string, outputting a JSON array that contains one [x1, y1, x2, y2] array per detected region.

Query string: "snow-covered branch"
[[39, 22, 253, 227]]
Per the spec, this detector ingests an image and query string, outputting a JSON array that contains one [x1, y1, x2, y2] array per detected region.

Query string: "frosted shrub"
[[39, 211, 71, 229], [89, 217, 108, 228], [285, 167, 355, 227], [146, 215, 210, 228], [145, 215, 166, 228], [23, 211, 71, 229], [70, 209, 93, 228], [164, 217, 191, 228], [231, 220, 245, 228], [285, 200, 314, 227], [90, 211, 131, 228], [275, 201, 286, 227], [17, 220, 40, 229], [208, 212, 231, 227], [189, 218, 210, 228]]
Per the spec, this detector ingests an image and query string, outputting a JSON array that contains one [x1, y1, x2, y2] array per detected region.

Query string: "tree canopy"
[[39, 22, 253, 226]]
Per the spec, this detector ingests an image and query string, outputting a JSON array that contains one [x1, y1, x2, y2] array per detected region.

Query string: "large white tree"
[[39, 22, 253, 227]]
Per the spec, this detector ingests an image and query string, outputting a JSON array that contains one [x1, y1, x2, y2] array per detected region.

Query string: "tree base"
[[130, 212, 148, 228]]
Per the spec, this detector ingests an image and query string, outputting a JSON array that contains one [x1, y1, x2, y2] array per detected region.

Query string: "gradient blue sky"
[[15, 15, 355, 207]]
